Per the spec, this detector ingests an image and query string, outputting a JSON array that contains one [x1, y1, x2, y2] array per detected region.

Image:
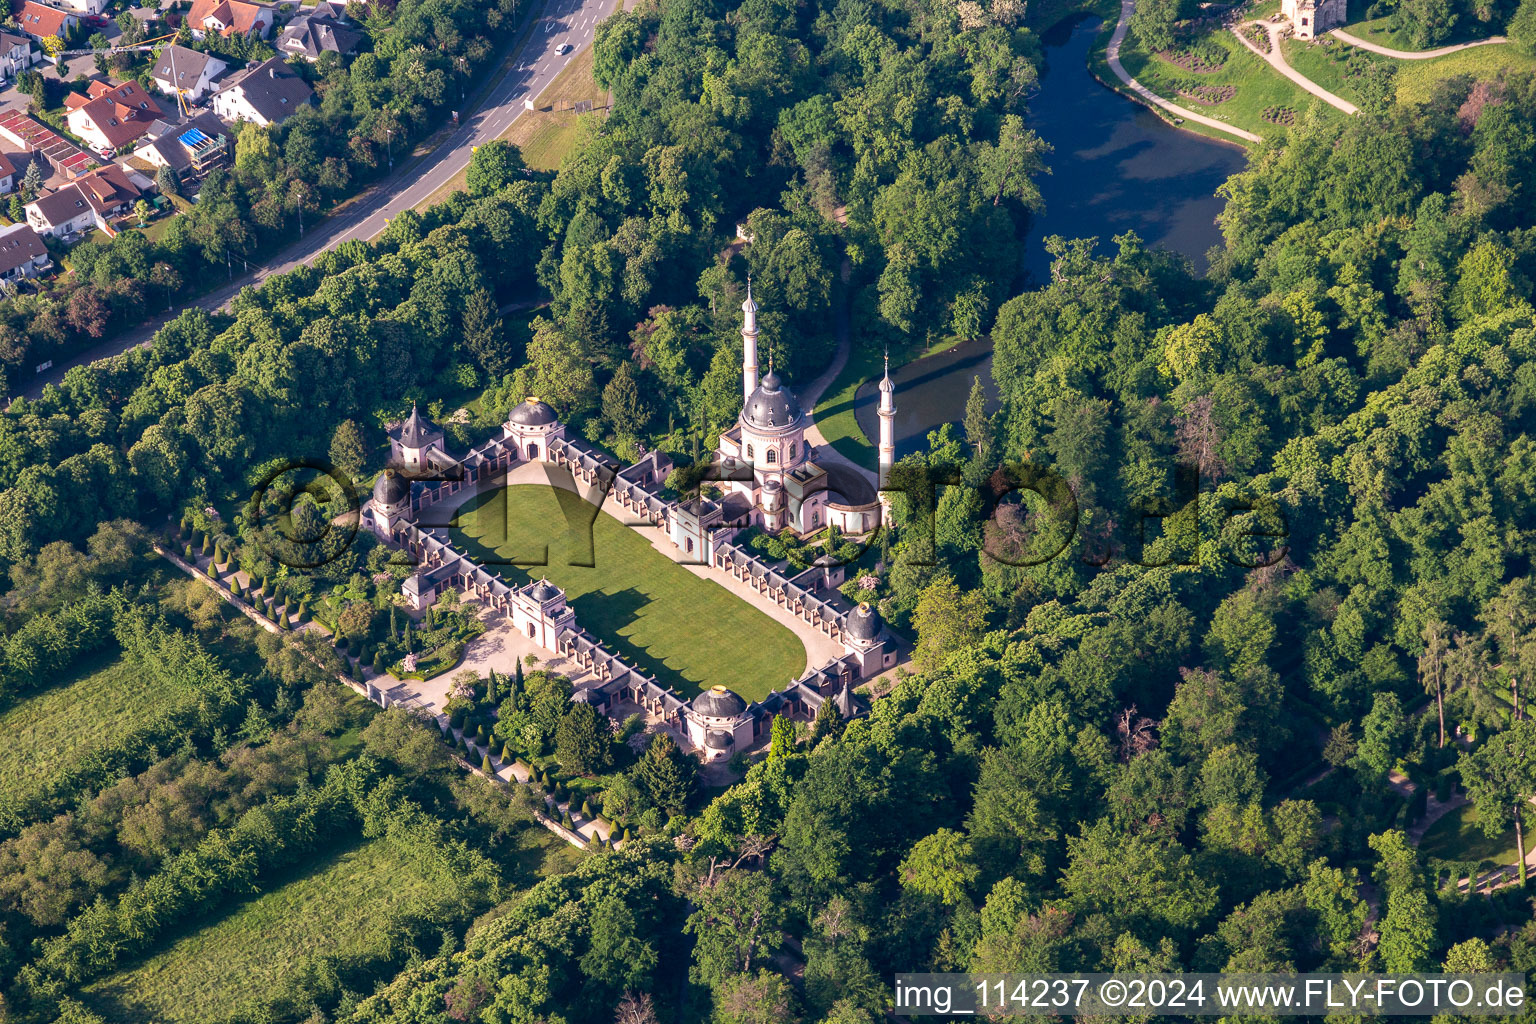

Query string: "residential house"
[[53, 0, 108, 13], [0, 222, 51, 281], [150, 44, 227, 103], [129, 112, 229, 176], [64, 78, 161, 154], [0, 152, 14, 194], [0, 31, 35, 80], [24, 164, 147, 239], [183, 0, 273, 40], [209, 57, 313, 126], [275, 2, 360, 59], [12, 1, 77, 45]]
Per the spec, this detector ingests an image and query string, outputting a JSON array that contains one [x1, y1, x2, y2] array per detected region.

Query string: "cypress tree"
[[486, 669, 498, 704], [389, 605, 398, 639], [403, 622, 413, 652], [514, 657, 524, 688]]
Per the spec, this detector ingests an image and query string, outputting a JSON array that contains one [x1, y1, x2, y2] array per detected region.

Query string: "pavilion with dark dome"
[[709, 284, 891, 540]]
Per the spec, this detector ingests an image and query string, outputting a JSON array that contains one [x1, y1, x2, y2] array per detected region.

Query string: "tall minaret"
[[741, 277, 759, 403], [878, 350, 896, 490]]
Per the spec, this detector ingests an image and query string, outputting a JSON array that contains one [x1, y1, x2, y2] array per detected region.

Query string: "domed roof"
[[509, 396, 557, 426], [528, 578, 563, 603], [705, 728, 735, 749], [844, 601, 883, 643], [693, 685, 746, 718], [742, 371, 803, 430], [373, 469, 409, 506]]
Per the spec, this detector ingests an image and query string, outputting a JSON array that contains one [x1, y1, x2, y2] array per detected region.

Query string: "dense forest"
[[2, 0, 1536, 1019]]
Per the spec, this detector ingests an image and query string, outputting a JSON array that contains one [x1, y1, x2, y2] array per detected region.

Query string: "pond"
[[852, 14, 1248, 458]]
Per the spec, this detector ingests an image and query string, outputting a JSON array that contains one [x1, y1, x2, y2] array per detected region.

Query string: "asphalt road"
[[15, 0, 612, 402]]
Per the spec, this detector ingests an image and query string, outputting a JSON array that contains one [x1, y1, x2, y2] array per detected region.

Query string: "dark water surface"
[[853, 15, 1247, 457]]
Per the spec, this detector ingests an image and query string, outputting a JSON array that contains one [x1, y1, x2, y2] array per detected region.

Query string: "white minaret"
[[742, 277, 759, 403], [878, 350, 896, 490]]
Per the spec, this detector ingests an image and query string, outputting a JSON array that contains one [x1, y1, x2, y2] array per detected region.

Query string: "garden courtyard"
[[447, 482, 807, 702]]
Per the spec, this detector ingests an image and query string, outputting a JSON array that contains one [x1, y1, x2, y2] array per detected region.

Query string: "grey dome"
[[742, 372, 803, 429], [528, 579, 562, 603], [844, 602, 883, 643], [705, 728, 735, 749], [373, 470, 409, 506], [509, 397, 557, 426], [693, 685, 746, 718]]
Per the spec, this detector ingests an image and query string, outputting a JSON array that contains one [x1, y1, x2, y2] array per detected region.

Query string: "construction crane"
[[52, 30, 177, 59]]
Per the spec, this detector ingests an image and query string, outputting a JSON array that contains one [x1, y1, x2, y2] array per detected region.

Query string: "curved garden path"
[[1232, 19, 1360, 113], [1105, 0, 1262, 143], [1330, 27, 1508, 57]]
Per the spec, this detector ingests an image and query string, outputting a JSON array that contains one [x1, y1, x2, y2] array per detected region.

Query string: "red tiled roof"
[[12, 1, 73, 39], [67, 79, 159, 150]]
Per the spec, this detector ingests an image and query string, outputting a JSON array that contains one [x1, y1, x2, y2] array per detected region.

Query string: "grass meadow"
[[82, 837, 463, 1023], [0, 652, 173, 810]]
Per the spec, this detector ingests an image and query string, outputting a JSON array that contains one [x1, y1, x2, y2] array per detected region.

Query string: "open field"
[[81, 836, 486, 1023], [0, 652, 169, 808], [1116, 20, 1346, 141], [1281, 38, 1376, 107], [1419, 802, 1520, 867], [1394, 43, 1536, 103], [451, 484, 805, 699]]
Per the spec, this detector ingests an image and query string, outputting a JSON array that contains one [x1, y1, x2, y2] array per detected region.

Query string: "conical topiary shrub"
[[260, 574, 271, 595], [621, 827, 631, 843], [501, 742, 514, 762], [561, 810, 574, 829], [580, 799, 593, 819], [201, 534, 211, 556], [372, 650, 385, 675], [278, 610, 291, 629], [183, 542, 194, 560], [481, 754, 493, 774]]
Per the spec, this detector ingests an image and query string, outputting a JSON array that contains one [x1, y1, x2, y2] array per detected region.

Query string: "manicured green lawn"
[[1394, 44, 1536, 104], [1419, 802, 1520, 867], [1117, 22, 1347, 141], [451, 484, 806, 699], [81, 836, 485, 1023], [0, 652, 171, 808], [811, 344, 883, 467]]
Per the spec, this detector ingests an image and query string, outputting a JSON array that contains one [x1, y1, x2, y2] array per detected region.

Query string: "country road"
[[15, 0, 613, 402]]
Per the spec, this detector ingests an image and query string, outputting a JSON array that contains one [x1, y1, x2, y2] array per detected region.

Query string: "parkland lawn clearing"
[[0, 652, 164, 808], [81, 835, 497, 1023], [450, 484, 805, 700]]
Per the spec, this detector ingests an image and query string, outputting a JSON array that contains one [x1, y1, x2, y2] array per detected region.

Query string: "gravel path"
[[1330, 27, 1508, 58], [1105, 0, 1262, 143]]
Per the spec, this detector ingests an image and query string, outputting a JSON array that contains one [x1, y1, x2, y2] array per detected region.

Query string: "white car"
[[555, 43, 573, 54]]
